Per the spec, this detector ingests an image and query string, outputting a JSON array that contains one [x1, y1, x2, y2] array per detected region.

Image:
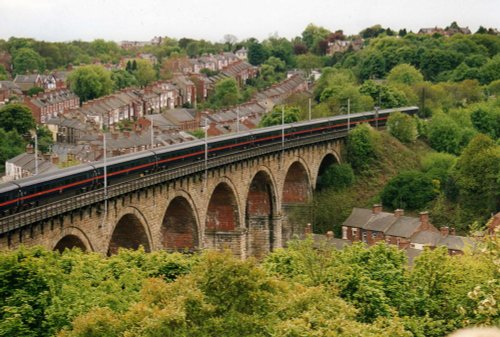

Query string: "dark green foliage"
[[346, 124, 377, 172], [427, 114, 465, 155], [247, 41, 269, 65], [453, 134, 500, 221], [259, 105, 300, 127], [68, 65, 113, 102], [189, 129, 205, 139], [111, 69, 138, 90], [317, 163, 355, 190], [35, 126, 54, 154], [381, 170, 438, 210], [12, 48, 46, 75], [421, 152, 457, 186], [209, 78, 241, 108], [0, 128, 26, 173], [0, 103, 36, 135], [470, 106, 500, 139], [359, 80, 408, 108], [26, 87, 44, 97]]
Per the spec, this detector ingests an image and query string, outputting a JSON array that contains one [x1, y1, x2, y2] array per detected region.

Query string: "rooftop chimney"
[[419, 211, 429, 227], [26, 144, 34, 154], [51, 153, 59, 165], [394, 209, 404, 217], [326, 231, 334, 240], [372, 204, 382, 214], [449, 227, 456, 236], [440, 226, 449, 237]]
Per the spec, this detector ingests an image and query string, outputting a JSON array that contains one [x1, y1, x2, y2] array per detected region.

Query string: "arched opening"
[[108, 213, 151, 255], [282, 161, 312, 243], [206, 182, 239, 231], [283, 161, 311, 204], [246, 171, 276, 258], [54, 235, 87, 252], [316, 153, 340, 190], [162, 196, 199, 251], [205, 182, 242, 255]]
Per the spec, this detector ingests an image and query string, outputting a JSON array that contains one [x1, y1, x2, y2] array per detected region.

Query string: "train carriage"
[[0, 106, 419, 219]]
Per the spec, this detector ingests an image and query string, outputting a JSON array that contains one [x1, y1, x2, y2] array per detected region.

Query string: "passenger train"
[[0, 106, 418, 218]]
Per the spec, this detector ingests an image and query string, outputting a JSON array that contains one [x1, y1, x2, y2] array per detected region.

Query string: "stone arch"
[[281, 159, 313, 243], [53, 226, 93, 252], [205, 181, 240, 232], [315, 151, 341, 190], [282, 159, 312, 204], [161, 193, 200, 251], [245, 169, 278, 257], [108, 207, 152, 255]]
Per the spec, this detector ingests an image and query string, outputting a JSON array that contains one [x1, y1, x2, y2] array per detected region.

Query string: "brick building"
[[342, 205, 473, 255], [24, 89, 80, 123]]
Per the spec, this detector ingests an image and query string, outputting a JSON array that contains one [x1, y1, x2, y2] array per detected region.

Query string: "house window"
[[371, 232, 378, 239], [362, 231, 367, 243], [351, 228, 357, 236], [396, 238, 401, 247]]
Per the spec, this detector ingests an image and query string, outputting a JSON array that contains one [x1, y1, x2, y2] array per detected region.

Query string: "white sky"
[[0, 0, 498, 42]]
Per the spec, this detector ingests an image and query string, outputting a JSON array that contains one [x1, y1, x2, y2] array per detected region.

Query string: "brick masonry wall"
[[0, 140, 344, 259]]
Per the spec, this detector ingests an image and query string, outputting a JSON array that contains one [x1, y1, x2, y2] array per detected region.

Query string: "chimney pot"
[[440, 226, 450, 237], [372, 204, 382, 214], [394, 209, 404, 217], [449, 227, 456, 236], [326, 231, 334, 240], [419, 211, 429, 225]]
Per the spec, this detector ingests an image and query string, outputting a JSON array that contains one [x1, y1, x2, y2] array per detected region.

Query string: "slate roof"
[[385, 216, 422, 238], [7, 153, 59, 175], [411, 230, 441, 246]]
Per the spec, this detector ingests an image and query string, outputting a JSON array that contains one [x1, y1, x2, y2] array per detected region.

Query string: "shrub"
[[387, 111, 418, 143], [381, 170, 438, 210], [317, 163, 355, 190]]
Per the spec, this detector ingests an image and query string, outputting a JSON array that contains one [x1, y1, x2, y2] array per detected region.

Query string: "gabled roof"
[[385, 216, 421, 238]]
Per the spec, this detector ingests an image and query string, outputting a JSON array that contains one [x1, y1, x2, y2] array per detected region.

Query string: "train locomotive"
[[0, 106, 418, 218]]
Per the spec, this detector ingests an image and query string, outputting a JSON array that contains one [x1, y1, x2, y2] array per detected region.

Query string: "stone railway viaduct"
[[0, 138, 343, 259]]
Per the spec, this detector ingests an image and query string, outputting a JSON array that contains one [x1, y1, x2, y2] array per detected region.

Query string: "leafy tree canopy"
[[259, 105, 300, 127], [0, 103, 36, 135], [381, 170, 438, 210], [68, 65, 113, 102]]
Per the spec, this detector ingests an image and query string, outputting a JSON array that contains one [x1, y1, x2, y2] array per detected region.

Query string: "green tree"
[[359, 80, 408, 108], [36, 126, 54, 153], [381, 170, 438, 210], [427, 114, 463, 155], [301, 24, 331, 53], [258, 105, 300, 127], [0, 103, 36, 135], [479, 55, 500, 84], [0, 128, 25, 172], [110, 69, 138, 90], [346, 123, 377, 172], [453, 134, 500, 218], [295, 53, 324, 73], [133, 59, 156, 87], [68, 65, 113, 102], [359, 51, 387, 80], [421, 152, 457, 185], [387, 64, 424, 85], [12, 48, 46, 75], [386, 111, 418, 143], [247, 41, 269, 66], [316, 163, 355, 190], [210, 77, 241, 108], [470, 105, 500, 139]]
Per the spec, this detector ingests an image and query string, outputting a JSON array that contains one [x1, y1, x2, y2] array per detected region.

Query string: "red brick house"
[[24, 89, 80, 123], [342, 205, 473, 255]]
